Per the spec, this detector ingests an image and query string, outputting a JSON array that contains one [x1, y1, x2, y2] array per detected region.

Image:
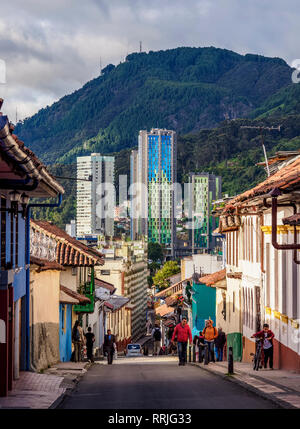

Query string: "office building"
[[130, 129, 177, 256], [76, 153, 115, 237], [188, 173, 222, 252]]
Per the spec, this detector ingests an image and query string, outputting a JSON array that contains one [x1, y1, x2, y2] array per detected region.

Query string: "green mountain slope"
[[15, 47, 292, 164]]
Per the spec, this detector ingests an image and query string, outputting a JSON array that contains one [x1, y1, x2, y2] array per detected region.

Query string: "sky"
[[0, 0, 299, 121]]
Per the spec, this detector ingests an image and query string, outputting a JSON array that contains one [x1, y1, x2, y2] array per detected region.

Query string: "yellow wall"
[[30, 269, 60, 325]]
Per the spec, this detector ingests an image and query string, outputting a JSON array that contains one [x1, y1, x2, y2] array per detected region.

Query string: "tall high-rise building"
[[76, 153, 115, 237], [130, 129, 177, 256], [188, 172, 222, 252]]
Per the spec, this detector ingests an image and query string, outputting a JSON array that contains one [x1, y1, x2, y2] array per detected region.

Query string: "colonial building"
[[0, 100, 64, 396], [30, 220, 104, 367], [217, 151, 300, 370]]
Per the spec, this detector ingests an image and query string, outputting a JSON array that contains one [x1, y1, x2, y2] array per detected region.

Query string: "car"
[[126, 343, 143, 357]]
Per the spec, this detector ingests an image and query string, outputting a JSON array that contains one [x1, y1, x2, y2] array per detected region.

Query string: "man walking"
[[151, 323, 162, 356], [84, 327, 95, 362], [171, 317, 192, 366], [103, 329, 116, 365], [202, 319, 218, 363], [215, 327, 226, 362], [251, 323, 275, 369], [72, 320, 81, 363]]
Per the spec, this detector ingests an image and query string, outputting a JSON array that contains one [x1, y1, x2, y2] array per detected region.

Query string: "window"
[[101, 269, 110, 275], [71, 267, 77, 276]]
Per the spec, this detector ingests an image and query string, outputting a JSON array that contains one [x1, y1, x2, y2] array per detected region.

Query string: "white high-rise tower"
[[76, 153, 115, 237]]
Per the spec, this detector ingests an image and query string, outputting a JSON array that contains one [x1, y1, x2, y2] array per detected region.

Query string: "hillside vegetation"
[[15, 47, 292, 164]]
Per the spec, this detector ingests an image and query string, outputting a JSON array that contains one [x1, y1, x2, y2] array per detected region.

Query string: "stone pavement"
[[190, 360, 300, 409], [0, 362, 90, 409]]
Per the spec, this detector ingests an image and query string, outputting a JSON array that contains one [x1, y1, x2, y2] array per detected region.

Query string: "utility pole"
[[100, 57, 102, 76], [139, 41, 142, 53], [240, 125, 282, 177]]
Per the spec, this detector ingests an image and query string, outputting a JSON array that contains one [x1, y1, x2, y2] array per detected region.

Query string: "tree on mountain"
[[153, 261, 180, 291]]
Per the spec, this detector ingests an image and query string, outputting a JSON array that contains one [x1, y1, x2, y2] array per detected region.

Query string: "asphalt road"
[[60, 356, 277, 409]]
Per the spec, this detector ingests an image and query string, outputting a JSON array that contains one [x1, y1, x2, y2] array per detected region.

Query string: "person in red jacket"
[[251, 324, 275, 369], [171, 317, 192, 366]]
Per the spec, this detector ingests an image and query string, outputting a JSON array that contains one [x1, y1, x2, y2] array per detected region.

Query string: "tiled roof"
[[60, 285, 91, 304], [230, 155, 300, 205], [165, 296, 178, 307], [155, 303, 174, 317], [30, 255, 65, 271], [104, 295, 130, 311], [227, 272, 242, 279], [0, 103, 64, 198], [198, 269, 226, 286], [94, 277, 116, 293], [282, 213, 300, 226], [31, 220, 104, 266]]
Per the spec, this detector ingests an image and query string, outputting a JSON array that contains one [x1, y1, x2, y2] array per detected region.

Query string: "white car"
[[126, 343, 143, 357]]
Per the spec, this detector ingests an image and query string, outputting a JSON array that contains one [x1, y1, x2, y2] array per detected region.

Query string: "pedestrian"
[[78, 322, 86, 361], [167, 324, 175, 348], [103, 329, 116, 364], [72, 320, 81, 363], [193, 335, 200, 362], [215, 327, 226, 362], [84, 327, 95, 362], [202, 319, 218, 363], [198, 330, 206, 363], [151, 323, 162, 356], [251, 323, 275, 369], [171, 317, 192, 366]]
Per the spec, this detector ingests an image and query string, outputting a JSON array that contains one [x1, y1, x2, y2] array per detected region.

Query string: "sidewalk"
[[190, 360, 300, 409], [0, 362, 90, 409]]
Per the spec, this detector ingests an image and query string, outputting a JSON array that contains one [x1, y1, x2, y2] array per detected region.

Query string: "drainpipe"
[[25, 193, 62, 371], [263, 190, 300, 264]]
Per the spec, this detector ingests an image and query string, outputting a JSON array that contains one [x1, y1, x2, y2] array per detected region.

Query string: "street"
[[60, 356, 277, 409]]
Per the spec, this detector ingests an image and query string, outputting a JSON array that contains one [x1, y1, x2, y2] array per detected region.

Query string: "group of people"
[[193, 321, 226, 363], [170, 318, 225, 365], [72, 321, 117, 365], [72, 321, 95, 363], [169, 318, 275, 369]]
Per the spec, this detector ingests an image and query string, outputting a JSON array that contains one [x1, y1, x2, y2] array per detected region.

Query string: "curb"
[[49, 362, 92, 409], [189, 362, 297, 409]]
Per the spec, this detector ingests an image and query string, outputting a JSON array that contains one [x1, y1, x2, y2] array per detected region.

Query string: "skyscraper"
[[76, 153, 115, 237], [188, 172, 222, 252], [130, 129, 177, 256]]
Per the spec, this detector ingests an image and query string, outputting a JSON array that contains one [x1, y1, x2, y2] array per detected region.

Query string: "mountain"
[[15, 47, 293, 164]]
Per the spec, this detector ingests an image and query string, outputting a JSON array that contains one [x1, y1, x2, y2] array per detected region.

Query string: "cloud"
[[0, 0, 299, 120]]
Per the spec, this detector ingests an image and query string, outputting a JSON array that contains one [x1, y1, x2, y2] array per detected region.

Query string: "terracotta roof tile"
[[231, 155, 300, 205], [60, 285, 91, 304], [94, 277, 116, 294], [31, 220, 104, 266], [282, 213, 300, 226], [198, 269, 226, 286], [30, 255, 65, 271]]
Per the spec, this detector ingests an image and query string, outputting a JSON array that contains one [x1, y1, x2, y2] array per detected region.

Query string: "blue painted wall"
[[0, 201, 26, 301], [59, 304, 72, 362], [191, 281, 216, 337]]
